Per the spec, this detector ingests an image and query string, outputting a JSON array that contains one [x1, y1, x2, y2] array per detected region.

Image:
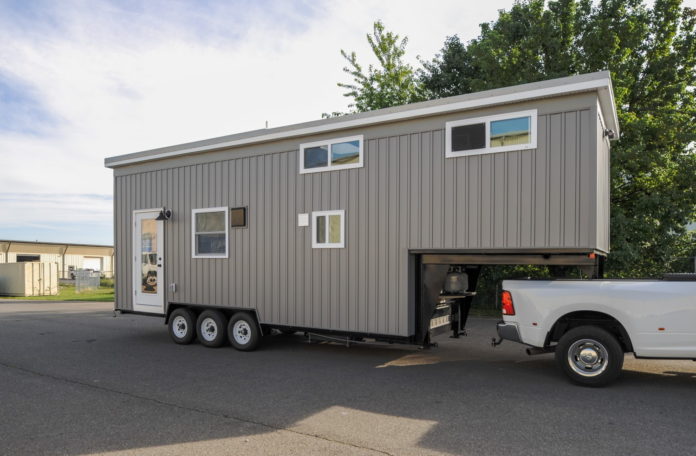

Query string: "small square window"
[[192, 207, 228, 258], [311, 210, 345, 248], [230, 207, 247, 228]]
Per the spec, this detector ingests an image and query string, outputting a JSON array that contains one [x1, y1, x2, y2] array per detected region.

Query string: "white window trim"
[[311, 210, 345, 249], [445, 109, 537, 158], [299, 135, 364, 174], [192, 207, 229, 259]]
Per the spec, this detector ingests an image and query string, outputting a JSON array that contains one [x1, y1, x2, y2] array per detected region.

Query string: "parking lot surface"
[[0, 301, 695, 455]]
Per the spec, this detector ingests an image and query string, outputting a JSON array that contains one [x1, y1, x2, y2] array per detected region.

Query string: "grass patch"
[[0, 284, 114, 302], [468, 306, 501, 318]]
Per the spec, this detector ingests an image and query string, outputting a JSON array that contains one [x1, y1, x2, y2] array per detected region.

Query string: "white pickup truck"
[[496, 275, 696, 386]]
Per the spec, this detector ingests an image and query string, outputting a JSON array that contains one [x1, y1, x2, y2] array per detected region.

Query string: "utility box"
[[0, 262, 59, 297]]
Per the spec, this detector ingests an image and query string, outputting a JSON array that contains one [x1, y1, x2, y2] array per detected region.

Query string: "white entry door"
[[133, 210, 164, 314]]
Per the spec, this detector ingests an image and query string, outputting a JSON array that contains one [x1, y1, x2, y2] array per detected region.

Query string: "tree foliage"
[[338, 2, 696, 277], [336, 21, 424, 113]]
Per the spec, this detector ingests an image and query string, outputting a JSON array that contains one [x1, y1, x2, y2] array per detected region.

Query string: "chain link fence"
[[75, 270, 101, 293]]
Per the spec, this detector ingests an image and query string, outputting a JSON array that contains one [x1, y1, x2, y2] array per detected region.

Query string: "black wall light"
[[156, 208, 172, 221], [603, 128, 616, 139]]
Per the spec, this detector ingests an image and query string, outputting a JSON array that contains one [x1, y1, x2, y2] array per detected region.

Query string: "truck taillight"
[[501, 290, 515, 316]]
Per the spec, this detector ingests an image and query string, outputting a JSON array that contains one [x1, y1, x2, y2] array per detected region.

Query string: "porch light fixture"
[[156, 208, 172, 221]]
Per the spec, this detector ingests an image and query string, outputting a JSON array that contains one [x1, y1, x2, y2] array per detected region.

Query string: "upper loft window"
[[192, 207, 228, 258], [300, 135, 363, 174], [445, 110, 537, 157]]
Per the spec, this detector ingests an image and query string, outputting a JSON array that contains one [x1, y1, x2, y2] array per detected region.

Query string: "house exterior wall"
[[113, 92, 608, 337], [0, 253, 15, 262]]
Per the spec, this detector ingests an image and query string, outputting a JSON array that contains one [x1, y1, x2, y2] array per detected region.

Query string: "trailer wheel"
[[169, 308, 196, 345], [228, 312, 260, 351], [555, 325, 623, 387], [196, 310, 228, 348]]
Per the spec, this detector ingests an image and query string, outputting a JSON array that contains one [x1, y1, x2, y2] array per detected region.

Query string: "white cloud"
[[0, 193, 111, 226], [0, 0, 517, 243]]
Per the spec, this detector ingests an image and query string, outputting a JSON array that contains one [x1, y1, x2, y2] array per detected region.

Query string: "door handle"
[[157, 264, 162, 267]]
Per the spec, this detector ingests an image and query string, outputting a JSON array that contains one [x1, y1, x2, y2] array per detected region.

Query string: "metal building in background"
[[0, 240, 114, 279], [105, 71, 619, 348]]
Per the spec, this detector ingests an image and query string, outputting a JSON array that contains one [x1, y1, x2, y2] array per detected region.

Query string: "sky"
[[1, 0, 693, 245]]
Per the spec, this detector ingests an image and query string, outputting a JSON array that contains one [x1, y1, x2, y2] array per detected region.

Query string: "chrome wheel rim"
[[233, 320, 251, 345], [567, 338, 609, 377], [172, 316, 188, 339], [200, 317, 218, 342]]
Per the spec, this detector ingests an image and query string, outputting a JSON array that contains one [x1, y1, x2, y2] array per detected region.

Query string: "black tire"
[[196, 310, 228, 348], [555, 325, 624, 387], [169, 308, 196, 345], [227, 312, 261, 351]]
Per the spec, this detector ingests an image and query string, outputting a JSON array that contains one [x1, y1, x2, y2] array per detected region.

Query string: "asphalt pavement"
[[0, 301, 695, 456]]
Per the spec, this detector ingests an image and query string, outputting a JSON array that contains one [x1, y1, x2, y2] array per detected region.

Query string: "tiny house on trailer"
[[105, 71, 619, 350]]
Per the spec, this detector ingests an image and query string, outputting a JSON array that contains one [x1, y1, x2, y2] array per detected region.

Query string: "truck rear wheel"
[[228, 312, 261, 351], [555, 325, 623, 387], [196, 310, 228, 348], [169, 308, 196, 345]]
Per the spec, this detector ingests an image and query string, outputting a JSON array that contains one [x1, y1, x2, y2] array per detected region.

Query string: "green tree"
[[336, 20, 424, 113], [417, 0, 696, 277]]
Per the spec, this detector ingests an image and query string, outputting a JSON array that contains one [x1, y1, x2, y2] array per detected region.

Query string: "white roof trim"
[[106, 76, 618, 168]]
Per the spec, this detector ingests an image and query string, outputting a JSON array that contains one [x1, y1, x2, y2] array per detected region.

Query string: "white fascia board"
[[106, 77, 618, 168], [597, 79, 620, 138]]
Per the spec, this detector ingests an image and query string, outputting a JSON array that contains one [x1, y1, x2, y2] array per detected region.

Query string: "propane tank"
[[443, 266, 468, 295]]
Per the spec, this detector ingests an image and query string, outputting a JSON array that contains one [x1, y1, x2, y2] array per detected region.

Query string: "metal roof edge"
[[105, 71, 618, 168], [0, 240, 114, 249]]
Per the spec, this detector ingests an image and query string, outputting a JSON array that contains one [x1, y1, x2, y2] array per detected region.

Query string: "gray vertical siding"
[[115, 107, 601, 337]]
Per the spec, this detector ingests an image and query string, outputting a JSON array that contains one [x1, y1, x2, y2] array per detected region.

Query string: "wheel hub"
[[567, 338, 609, 377], [579, 347, 599, 365], [201, 318, 217, 341], [172, 316, 188, 338], [233, 321, 251, 344]]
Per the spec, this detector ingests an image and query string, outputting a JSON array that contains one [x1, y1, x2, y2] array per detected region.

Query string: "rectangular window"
[[311, 210, 345, 248], [16, 254, 40, 262], [490, 116, 531, 147], [192, 207, 229, 258], [445, 109, 537, 157], [300, 135, 363, 174]]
